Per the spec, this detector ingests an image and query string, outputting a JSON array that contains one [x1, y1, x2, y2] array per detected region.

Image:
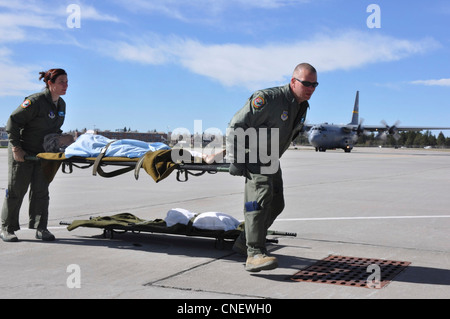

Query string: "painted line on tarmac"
[[21, 226, 69, 231], [275, 215, 450, 222]]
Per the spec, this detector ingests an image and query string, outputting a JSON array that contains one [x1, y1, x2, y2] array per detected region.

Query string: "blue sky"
[[1, 0, 449, 136]]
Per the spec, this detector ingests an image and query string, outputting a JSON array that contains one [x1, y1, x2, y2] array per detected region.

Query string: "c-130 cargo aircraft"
[[304, 91, 450, 152]]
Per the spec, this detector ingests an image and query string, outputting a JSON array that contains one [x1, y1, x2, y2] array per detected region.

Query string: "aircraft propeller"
[[350, 119, 365, 136], [378, 120, 401, 140], [356, 119, 365, 136]]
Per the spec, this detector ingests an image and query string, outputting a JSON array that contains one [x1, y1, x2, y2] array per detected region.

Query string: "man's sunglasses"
[[295, 78, 319, 88]]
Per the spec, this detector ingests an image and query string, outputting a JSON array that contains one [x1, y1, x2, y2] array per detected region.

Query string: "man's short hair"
[[293, 63, 317, 76]]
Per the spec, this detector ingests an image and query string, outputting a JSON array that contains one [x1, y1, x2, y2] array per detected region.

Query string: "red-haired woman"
[[1, 69, 69, 242]]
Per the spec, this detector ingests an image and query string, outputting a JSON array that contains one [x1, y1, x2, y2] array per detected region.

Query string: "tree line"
[[358, 131, 450, 148], [294, 131, 450, 148]]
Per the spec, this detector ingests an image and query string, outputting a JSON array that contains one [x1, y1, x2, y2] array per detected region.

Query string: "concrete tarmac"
[[0, 147, 449, 300]]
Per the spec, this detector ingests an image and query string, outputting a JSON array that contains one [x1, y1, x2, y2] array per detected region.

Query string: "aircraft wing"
[[363, 125, 450, 133]]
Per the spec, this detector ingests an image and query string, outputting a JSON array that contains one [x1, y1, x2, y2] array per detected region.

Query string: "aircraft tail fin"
[[350, 91, 359, 125]]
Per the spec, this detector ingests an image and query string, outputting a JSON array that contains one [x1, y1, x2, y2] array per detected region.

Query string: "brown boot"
[[245, 254, 278, 272]]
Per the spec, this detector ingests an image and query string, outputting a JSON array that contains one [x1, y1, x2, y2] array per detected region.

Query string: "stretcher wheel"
[[103, 228, 128, 239], [215, 238, 225, 249], [215, 237, 236, 250], [103, 229, 113, 239]]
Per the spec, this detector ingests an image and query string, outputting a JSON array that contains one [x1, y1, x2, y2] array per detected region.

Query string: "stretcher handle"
[[179, 163, 230, 172], [176, 163, 230, 182], [267, 230, 297, 237], [24, 156, 39, 161]]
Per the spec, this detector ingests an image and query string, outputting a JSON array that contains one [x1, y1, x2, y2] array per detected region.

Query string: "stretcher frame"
[[59, 213, 297, 249], [27, 150, 230, 182]]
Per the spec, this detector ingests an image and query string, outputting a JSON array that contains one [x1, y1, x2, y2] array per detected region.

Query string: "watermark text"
[[367, 4, 381, 29]]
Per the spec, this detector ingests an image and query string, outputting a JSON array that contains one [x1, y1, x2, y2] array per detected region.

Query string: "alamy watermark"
[[66, 264, 81, 288], [67, 4, 81, 29], [170, 120, 280, 174], [366, 264, 382, 289], [367, 4, 381, 29]]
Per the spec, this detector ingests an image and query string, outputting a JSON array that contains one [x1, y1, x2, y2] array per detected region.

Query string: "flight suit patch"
[[48, 111, 56, 119], [21, 99, 31, 109], [252, 96, 265, 109], [281, 111, 288, 121]]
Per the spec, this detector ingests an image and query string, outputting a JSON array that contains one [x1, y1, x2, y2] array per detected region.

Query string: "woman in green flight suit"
[[1, 69, 69, 242]]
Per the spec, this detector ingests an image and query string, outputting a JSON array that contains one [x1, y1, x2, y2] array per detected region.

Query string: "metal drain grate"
[[291, 255, 410, 288]]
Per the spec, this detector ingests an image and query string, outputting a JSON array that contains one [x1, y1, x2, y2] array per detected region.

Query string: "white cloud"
[[235, 0, 310, 9], [0, 49, 42, 96], [0, 65, 42, 96], [410, 79, 450, 87], [119, 0, 308, 21], [0, 1, 119, 44], [110, 40, 171, 65], [0, 8, 63, 44], [65, 3, 120, 23], [98, 31, 439, 90], [179, 32, 438, 89], [0, 0, 119, 97], [0, 12, 61, 30]]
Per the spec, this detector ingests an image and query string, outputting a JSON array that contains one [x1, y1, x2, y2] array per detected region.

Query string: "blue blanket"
[[64, 134, 170, 158]]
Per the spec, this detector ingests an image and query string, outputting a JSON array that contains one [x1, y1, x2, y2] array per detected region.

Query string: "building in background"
[[0, 127, 8, 147]]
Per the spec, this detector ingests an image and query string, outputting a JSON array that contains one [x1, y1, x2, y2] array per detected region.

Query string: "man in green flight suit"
[[226, 63, 318, 272], [1, 68, 69, 242]]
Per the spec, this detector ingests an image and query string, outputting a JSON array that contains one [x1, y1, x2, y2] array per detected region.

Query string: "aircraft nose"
[[309, 132, 319, 142]]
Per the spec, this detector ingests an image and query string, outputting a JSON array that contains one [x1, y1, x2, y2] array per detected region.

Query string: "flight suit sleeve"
[[247, 91, 272, 128], [226, 91, 271, 164], [230, 91, 271, 130], [6, 98, 40, 148], [291, 102, 309, 142]]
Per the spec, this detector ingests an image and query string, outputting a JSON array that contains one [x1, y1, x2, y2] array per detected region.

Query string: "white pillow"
[[165, 208, 196, 227], [193, 212, 240, 231]]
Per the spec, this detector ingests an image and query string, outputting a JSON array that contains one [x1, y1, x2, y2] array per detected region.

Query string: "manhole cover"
[[291, 255, 410, 288]]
